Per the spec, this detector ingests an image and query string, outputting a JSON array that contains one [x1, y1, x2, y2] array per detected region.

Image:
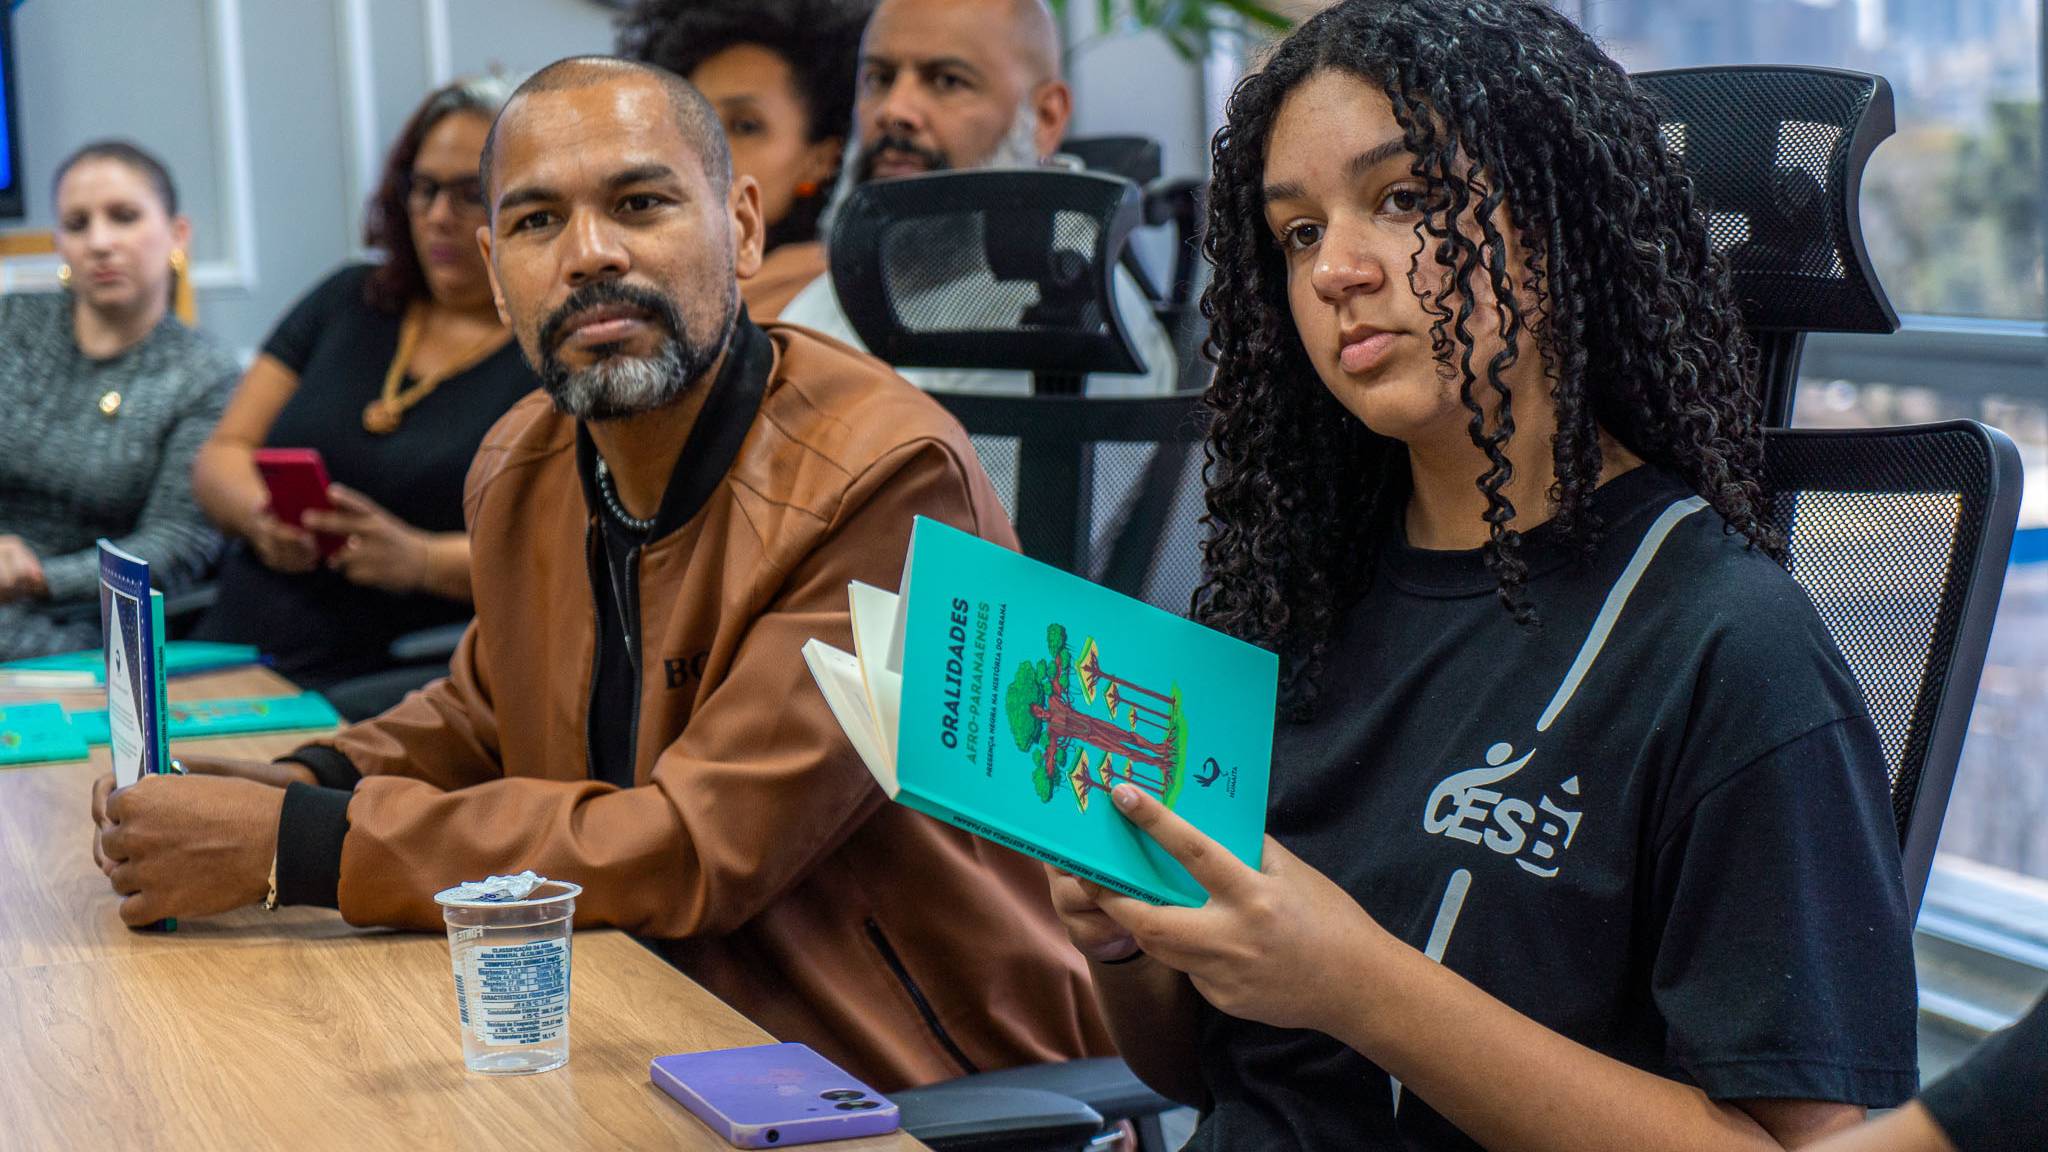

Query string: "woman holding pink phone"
[[190, 78, 537, 712]]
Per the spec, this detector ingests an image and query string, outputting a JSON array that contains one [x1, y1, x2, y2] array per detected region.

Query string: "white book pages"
[[847, 581, 904, 765], [801, 639, 897, 794]]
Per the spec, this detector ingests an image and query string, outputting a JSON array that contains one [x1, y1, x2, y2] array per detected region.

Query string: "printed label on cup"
[[457, 938, 570, 1047]]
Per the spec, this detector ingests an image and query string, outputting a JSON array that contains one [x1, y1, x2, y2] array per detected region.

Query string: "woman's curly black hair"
[[617, 0, 874, 249], [1196, 0, 1777, 717]]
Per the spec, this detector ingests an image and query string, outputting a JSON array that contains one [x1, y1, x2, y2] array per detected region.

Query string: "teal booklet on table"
[[0, 641, 259, 688], [802, 517, 1277, 906], [68, 692, 341, 746], [0, 701, 91, 766]]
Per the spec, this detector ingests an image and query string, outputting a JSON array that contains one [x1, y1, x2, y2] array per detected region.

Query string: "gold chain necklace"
[[361, 302, 506, 435]]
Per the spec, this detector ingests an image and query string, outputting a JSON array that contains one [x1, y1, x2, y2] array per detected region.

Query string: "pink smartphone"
[[252, 448, 344, 559], [650, 1042, 901, 1148]]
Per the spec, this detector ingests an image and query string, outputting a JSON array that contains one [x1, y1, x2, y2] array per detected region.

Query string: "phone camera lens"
[[834, 1101, 882, 1111], [820, 1090, 865, 1101]]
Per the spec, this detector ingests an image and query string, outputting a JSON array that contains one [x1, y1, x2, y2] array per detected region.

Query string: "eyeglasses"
[[404, 172, 487, 215]]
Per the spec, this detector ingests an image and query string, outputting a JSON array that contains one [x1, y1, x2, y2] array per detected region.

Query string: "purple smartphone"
[[650, 1042, 901, 1148]]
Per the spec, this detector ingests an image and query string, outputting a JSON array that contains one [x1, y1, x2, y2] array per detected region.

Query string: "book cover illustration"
[[1007, 625, 1190, 815]]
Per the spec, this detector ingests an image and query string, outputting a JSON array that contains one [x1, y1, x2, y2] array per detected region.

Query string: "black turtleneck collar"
[[573, 309, 773, 541]]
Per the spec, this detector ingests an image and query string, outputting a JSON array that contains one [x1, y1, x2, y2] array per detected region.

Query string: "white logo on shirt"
[[1421, 742, 1583, 878], [1393, 495, 1708, 1117]]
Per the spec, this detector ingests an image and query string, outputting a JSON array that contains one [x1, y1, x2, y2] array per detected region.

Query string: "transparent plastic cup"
[[433, 878, 583, 1075]]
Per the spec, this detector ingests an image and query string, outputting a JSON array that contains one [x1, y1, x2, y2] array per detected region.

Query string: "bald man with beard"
[[90, 54, 1110, 1092], [781, 0, 1179, 398]]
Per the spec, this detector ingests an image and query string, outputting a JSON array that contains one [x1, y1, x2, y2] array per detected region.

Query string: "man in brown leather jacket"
[[91, 56, 1108, 1089]]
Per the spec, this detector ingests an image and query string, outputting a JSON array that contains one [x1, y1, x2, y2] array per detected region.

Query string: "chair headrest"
[[827, 168, 1147, 376], [1635, 65, 1899, 335], [1060, 135, 1164, 186]]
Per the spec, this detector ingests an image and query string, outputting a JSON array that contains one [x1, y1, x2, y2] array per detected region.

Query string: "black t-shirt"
[[1922, 992, 2048, 1152], [192, 264, 538, 685], [1187, 466, 1919, 1151]]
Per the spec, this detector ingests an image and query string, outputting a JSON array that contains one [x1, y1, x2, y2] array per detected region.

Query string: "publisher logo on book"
[[1194, 756, 1239, 798]]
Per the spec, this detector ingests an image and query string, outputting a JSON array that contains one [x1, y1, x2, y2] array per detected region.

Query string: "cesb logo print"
[[1421, 741, 1584, 878]]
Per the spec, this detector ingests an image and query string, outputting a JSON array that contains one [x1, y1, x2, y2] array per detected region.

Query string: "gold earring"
[[57, 263, 72, 290], [169, 249, 195, 325]]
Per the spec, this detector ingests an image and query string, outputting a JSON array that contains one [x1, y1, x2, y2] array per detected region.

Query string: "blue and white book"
[[98, 541, 172, 789], [802, 517, 1277, 906]]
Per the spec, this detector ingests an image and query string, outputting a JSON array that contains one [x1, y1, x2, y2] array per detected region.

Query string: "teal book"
[[0, 701, 91, 766], [69, 691, 342, 746], [0, 641, 260, 688], [802, 516, 1277, 906]]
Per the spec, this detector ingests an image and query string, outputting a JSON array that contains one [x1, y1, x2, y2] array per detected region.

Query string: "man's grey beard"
[[541, 291, 736, 422], [817, 103, 1045, 243], [545, 338, 689, 422]]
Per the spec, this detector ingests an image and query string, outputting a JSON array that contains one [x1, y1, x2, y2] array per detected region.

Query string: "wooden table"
[[0, 667, 925, 1150]]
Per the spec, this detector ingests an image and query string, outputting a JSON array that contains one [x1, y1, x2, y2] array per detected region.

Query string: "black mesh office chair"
[[1638, 65, 2023, 915], [830, 169, 1210, 614], [830, 168, 1190, 1149], [1062, 135, 1213, 387]]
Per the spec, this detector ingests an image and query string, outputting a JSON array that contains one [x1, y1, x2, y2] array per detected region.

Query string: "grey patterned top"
[[0, 292, 237, 657]]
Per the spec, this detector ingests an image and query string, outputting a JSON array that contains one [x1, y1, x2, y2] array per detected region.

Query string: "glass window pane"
[[1591, 1, 2048, 882], [1581, 0, 2043, 321]]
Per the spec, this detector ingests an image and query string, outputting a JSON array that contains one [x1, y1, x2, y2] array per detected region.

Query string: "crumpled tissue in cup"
[[444, 870, 546, 902]]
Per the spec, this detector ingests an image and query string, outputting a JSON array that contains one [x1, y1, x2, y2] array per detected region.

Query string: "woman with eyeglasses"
[[191, 78, 534, 711]]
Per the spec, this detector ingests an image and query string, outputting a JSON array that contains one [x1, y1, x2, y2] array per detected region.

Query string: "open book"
[[802, 517, 1276, 906]]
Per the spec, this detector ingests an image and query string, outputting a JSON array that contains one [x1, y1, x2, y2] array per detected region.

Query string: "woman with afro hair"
[[1047, 2, 1920, 1149], [616, 0, 872, 316]]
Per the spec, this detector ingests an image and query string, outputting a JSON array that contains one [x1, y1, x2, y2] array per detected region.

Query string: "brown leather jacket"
[[297, 319, 1108, 1089]]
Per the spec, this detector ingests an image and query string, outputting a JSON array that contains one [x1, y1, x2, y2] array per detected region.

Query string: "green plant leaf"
[[1055, 0, 1294, 58], [1209, 0, 1293, 31]]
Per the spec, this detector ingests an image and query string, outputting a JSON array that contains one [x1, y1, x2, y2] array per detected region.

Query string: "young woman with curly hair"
[[1047, 2, 1918, 1148], [617, 0, 872, 316]]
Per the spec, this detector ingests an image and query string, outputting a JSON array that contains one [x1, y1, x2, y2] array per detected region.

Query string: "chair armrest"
[[386, 620, 470, 664], [929, 1057, 1178, 1125], [890, 1083, 1103, 1151]]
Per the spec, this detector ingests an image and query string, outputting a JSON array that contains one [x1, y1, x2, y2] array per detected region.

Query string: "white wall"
[[7, 0, 1219, 354], [8, 0, 618, 355], [1061, 6, 1214, 180]]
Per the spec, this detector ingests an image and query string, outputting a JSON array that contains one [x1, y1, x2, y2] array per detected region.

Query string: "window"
[[1580, 0, 2048, 892], [1580, 0, 2042, 320]]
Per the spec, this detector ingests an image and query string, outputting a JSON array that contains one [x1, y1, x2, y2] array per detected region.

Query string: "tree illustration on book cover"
[[1006, 623, 1189, 812]]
